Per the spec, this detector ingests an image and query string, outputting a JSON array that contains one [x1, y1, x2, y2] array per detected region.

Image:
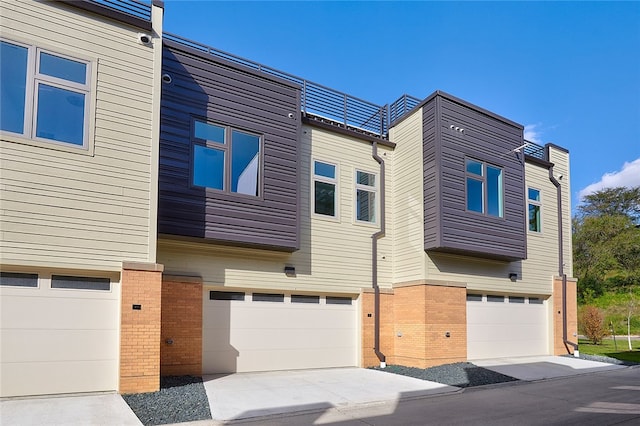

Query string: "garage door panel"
[[202, 291, 357, 373], [0, 360, 117, 397], [1, 329, 118, 362], [467, 298, 548, 359]]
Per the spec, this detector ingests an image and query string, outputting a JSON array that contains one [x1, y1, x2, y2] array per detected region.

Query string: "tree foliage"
[[573, 186, 640, 302], [580, 305, 608, 344]]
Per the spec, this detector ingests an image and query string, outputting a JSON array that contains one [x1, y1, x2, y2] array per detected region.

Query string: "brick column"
[[361, 289, 394, 368], [119, 262, 164, 394], [161, 276, 203, 376], [553, 276, 578, 355]]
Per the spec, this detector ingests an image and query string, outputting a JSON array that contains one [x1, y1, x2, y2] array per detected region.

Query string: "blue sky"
[[163, 1, 640, 212]]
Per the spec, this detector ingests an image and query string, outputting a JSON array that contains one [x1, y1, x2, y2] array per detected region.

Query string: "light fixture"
[[284, 266, 296, 277], [509, 273, 518, 282]]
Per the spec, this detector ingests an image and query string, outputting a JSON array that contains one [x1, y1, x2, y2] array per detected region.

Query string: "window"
[[509, 296, 525, 304], [313, 160, 337, 217], [487, 295, 505, 303], [210, 291, 245, 301], [0, 272, 38, 288], [466, 159, 503, 217], [466, 294, 483, 302], [326, 296, 352, 305], [291, 295, 320, 304], [529, 297, 543, 305], [192, 120, 261, 196], [528, 188, 541, 232], [1, 40, 91, 148], [51, 275, 110, 291], [355, 170, 377, 223], [252, 293, 284, 302]]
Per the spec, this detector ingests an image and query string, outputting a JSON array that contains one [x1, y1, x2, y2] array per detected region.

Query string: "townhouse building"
[[0, 0, 576, 398]]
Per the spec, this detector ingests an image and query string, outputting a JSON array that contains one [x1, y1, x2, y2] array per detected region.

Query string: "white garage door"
[[467, 294, 549, 360], [203, 291, 358, 373], [0, 273, 119, 397]]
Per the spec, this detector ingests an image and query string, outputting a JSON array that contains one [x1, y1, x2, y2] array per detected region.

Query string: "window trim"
[[465, 157, 504, 218], [312, 159, 339, 220], [191, 117, 264, 199], [0, 37, 96, 154], [527, 187, 542, 233], [354, 168, 378, 225]]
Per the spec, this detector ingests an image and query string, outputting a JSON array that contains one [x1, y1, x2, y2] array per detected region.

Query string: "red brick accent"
[[361, 282, 467, 369], [553, 277, 578, 355], [361, 291, 394, 367], [161, 277, 203, 376], [119, 264, 163, 394]]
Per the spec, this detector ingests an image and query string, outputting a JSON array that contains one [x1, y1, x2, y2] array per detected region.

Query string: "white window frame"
[[527, 187, 542, 233], [312, 159, 339, 220], [0, 38, 94, 153], [354, 168, 378, 225]]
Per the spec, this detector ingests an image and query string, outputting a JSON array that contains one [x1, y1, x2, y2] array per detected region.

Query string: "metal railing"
[[163, 32, 388, 137], [389, 94, 421, 125], [524, 141, 546, 160], [88, 0, 151, 21]]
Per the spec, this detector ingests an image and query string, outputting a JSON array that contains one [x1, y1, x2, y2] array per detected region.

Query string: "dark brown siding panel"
[[423, 93, 526, 261], [158, 42, 301, 251]]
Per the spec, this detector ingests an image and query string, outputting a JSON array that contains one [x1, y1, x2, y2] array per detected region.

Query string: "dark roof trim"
[[546, 142, 570, 154], [164, 39, 302, 91], [525, 155, 553, 169], [391, 90, 524, 131], [301, 116, 396, 148], [57, 0, 152, 31]]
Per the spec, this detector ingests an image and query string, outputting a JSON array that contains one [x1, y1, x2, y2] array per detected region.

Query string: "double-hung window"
[[313, 160, 337, 217], [528, 188, 541, 232], [192, 120, 262, 196], [355, 170, 377, 223], [466, 158, 504, 218], [0, 39, 91, 148]]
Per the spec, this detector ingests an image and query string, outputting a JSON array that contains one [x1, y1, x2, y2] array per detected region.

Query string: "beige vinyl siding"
[[0, 0, 156, 270], [389, 109, 426, 284], [159, 125, 393, 293], [548, 146, 573, 277]]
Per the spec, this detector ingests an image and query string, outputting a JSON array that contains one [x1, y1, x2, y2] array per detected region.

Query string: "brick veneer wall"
[[361, 290, 394, 367], [361, 281, 467, 368], [120, 262, 163, 394], [161, 276, 203, 376], [553, 277, 577, 355]]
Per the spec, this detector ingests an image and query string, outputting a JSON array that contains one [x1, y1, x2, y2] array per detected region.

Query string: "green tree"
[[578, 186, 640, 223]]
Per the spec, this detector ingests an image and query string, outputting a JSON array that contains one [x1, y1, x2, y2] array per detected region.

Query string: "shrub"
[[580, 305, 608, 344]]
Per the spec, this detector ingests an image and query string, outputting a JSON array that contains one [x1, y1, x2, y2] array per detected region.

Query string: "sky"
[[163, 1, 640, 212]]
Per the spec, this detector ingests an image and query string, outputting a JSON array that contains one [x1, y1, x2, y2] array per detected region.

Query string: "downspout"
[[372, 141, 386, 368], [549, 166, 579, 355]]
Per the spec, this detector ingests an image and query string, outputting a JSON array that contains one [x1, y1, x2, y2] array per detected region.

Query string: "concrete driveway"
[[473, 355, 627, 381]]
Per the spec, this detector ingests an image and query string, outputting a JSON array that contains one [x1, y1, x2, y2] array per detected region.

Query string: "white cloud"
[[524, 124, 542, 144], [578, 158, 640, 200]]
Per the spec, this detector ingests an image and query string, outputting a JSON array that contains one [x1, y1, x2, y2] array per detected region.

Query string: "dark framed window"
[[210, 291, 245, 301], [252, 293, 284, 302], [51, 275, 110, 291], [466, 293, 483, 302], [1, 39, 91, 148], [487, 295, 505, 303], [192, 119, 262, 196], [326, 296, 352, 305], [291, 294, 320, 304], [528, 188, 541, 232], [0, 272, 38, 287], [313, 160, 337, 217], [466, 158, 503, 218], [529, 297, 543, 305], [509, 296, 525, 304]]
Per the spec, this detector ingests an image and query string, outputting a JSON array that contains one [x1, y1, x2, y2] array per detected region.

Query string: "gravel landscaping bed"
[[123, 376, 211, 426], [373, 362, 518, 387], [569, 353, 640, 366]]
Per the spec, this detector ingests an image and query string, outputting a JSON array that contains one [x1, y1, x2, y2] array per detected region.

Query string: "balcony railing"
[[163, 32, 388, 138], [389, 94, 421, 125], [523, 141, 546, 160], [88, 0, 151, 20]]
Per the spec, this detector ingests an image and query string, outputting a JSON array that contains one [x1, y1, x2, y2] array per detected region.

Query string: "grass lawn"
[[579, 338, 640, 363]]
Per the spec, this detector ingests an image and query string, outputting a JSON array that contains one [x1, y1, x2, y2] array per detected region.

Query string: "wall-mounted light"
[[509, 273, 518, 282], [284, 266, 296, 277], [137, 33, 152, 46]]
